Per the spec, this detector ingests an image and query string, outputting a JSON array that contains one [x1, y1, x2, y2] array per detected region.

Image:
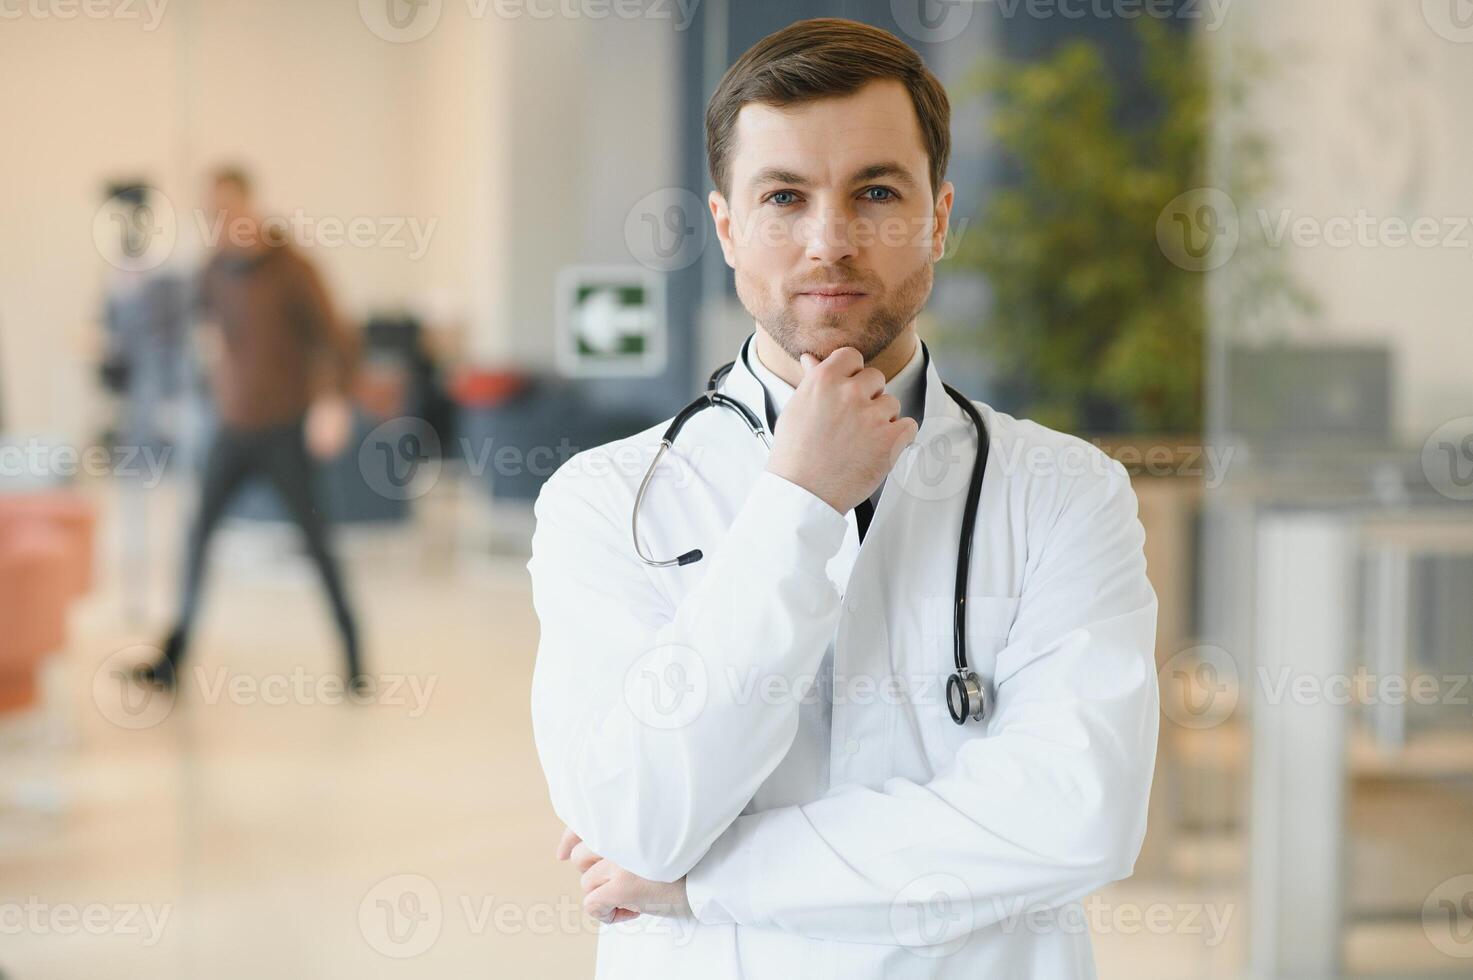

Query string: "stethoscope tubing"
[[629, 341, 990, 722]]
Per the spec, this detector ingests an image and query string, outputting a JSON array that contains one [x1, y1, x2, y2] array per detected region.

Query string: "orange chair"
[[0, 493, 96, 712], [0, 525, 70, 711], [0, 493, 96, 598]]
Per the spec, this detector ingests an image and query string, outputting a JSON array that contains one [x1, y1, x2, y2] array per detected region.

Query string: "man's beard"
[[737, 260, 934, 364]]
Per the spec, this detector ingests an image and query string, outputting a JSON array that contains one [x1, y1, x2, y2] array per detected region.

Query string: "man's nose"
[[799, 204, 857, 265]]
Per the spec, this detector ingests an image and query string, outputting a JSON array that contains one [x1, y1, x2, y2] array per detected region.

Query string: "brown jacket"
[[198, 243, 358, 430]]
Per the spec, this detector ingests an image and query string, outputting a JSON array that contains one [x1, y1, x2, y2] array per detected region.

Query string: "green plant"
[[947, 20, 1305, 434]]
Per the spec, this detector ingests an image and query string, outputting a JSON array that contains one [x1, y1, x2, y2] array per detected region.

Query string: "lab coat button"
[[844, 738, 860, 755]]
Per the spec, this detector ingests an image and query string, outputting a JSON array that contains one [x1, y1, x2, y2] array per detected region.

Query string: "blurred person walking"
[[137, 167, 365, 692]]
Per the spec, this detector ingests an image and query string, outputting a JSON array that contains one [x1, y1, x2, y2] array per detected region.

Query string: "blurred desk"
[[1360, 516, 1473, 751], [1244, 502, 1472, 979]]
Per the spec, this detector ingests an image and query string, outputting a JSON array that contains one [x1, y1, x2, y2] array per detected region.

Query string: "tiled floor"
[[1, 483, 591, 978], [0, 480, 1467, 978]]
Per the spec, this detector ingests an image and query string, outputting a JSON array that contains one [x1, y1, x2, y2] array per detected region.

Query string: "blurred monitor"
[[1227, 344, 1393, 452]]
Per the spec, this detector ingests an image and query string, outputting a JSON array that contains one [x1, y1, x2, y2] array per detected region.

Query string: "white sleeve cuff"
[[685, 805, 813, 928], [685, 811, 758, 926], [728, 470, 848, 576]]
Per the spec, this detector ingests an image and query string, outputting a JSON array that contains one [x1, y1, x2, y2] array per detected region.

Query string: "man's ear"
[[708, 190, 737, 269], [931, 179, 955, 263]]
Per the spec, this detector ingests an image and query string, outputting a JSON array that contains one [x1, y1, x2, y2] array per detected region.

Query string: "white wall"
[[1, 9, 191, 437], [500, 8, 680, 369], [0, 0, 679, 438], [397, 2, 514, 363], [1211, 0, 1473, 441], [0, 0, 430, 437]]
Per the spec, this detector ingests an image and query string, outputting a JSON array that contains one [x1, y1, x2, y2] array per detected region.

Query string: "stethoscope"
[[630, 339, 992, 726]]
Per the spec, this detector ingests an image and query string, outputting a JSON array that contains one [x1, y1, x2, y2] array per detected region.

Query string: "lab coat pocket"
[[921, 593, 1021, 685], [893, 594, 1021, 769]]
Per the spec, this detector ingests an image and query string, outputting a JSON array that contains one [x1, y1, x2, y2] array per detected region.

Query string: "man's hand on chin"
[[556, 827, 692, 924]]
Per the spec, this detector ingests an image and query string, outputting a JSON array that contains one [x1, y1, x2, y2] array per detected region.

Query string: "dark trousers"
[[167, 417, 361, 676]]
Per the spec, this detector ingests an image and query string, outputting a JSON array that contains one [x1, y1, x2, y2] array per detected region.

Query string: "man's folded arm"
[[685, 460, 1160, 945], [529, 453, 849, 883]]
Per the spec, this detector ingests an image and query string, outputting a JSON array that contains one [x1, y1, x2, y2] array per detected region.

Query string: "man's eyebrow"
[[748, 167, 809, 190], [747, 161, 921, 191], [850, 162, 919, 189]]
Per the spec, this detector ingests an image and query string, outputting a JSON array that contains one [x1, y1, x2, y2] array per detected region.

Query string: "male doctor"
[[529, 17, 1159, 978]]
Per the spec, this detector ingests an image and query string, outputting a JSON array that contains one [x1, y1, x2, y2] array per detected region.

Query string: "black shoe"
[[348, 673, 372, 699], [133, 658, 177, 691], [161, 627, 185, 663]]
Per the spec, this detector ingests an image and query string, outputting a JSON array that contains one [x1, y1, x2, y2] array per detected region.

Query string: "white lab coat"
[[528, 337, 1159, 979]]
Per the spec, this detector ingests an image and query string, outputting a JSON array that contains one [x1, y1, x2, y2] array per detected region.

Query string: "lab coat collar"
[[718, 333, 968, 445], [714, 333, 978, 569]]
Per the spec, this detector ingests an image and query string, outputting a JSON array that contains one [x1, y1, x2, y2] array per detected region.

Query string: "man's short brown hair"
[[705, 18, 951, 201]]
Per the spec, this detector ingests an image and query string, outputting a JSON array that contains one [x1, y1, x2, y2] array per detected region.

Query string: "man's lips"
[[794, 289, 868, 310]]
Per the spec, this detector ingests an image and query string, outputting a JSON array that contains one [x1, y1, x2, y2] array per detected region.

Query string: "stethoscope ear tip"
[[676, 549, 703, 566]]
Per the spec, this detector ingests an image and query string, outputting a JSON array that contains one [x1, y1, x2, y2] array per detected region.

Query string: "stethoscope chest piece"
[[946, 668, 987, 725]]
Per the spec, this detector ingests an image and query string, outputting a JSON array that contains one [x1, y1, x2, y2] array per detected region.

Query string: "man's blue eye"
[[863, 187, 896, 202], [770, 191, 798, 206]]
